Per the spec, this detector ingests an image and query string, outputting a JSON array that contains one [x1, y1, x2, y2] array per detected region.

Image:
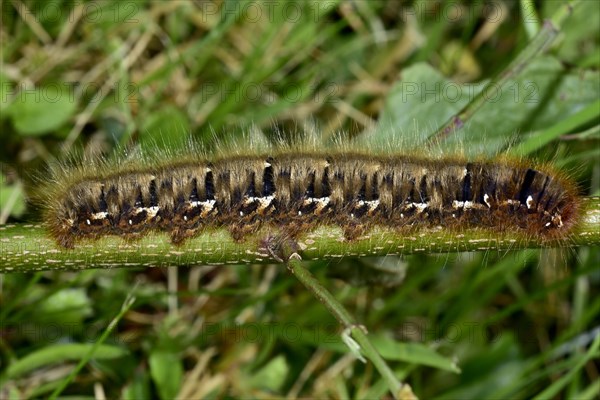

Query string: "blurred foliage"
[[0, 0, 599, 399]]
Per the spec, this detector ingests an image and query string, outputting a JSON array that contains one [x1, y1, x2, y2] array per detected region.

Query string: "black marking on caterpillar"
[[42, 152, 581, 248]]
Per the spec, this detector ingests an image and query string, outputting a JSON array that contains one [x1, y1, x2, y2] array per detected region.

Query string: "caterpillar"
[[40, 141, 581, 249]]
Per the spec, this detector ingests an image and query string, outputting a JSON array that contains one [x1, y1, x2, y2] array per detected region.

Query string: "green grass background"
[[1, 0, 599, 398]]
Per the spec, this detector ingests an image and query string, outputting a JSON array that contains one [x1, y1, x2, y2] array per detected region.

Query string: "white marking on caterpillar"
[[526, 195, 534, 209], [410, 202, 428, 213], [191, 200, 215, 209], [453, 200, 486, 210], [484, 194, 491, 208], [416, 203, 427, 213], [189, 200, 217, 218], [553, 214, 563, 227], [91, 212, 108, 220], [303, 197, 331, 213], [133, 207, 159, 218], [358, 199, 379, 213], [244, 195, 275, 212], [145, 206, 159, 218]]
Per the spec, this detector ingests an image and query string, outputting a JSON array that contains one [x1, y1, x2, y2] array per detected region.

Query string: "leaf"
[[374, 57, 600, 156], [6, 343, 127, 379], [314, 332, 460, 373], [248, 355, 289, 392], [0, 173, 25, 219], [370, 335, 461, 373], [36, 288, 93, 325], [9, 85, 77, 136], [374, 62, 470, 147], [149, 350, 183, 400], [122, 368, 152, 400]]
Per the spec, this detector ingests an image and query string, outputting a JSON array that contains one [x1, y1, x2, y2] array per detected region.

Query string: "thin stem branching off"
[[426, 0, 581, 144], [1, 197, 598, 273], [286, 253, 416, 400]]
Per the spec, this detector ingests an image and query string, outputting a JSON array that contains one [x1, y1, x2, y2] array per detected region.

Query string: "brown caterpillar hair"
[[40, 139, 581, 249]]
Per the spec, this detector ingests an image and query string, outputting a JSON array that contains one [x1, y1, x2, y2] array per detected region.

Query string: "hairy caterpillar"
[[40, 138, 581, 249]]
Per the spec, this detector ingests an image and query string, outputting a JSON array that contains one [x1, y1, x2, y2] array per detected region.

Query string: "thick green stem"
[[0, 197, 598, 273], [427, 0, 580, 144]]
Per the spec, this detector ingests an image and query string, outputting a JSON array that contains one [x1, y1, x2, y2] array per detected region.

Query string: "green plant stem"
[[520, 0, 541, 39], [0, 196, 598, 273], [427, 0, 580, 144], [510, 99, 600, 156], [286, 253, 409, 400], [48, 292, 136, 399]]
